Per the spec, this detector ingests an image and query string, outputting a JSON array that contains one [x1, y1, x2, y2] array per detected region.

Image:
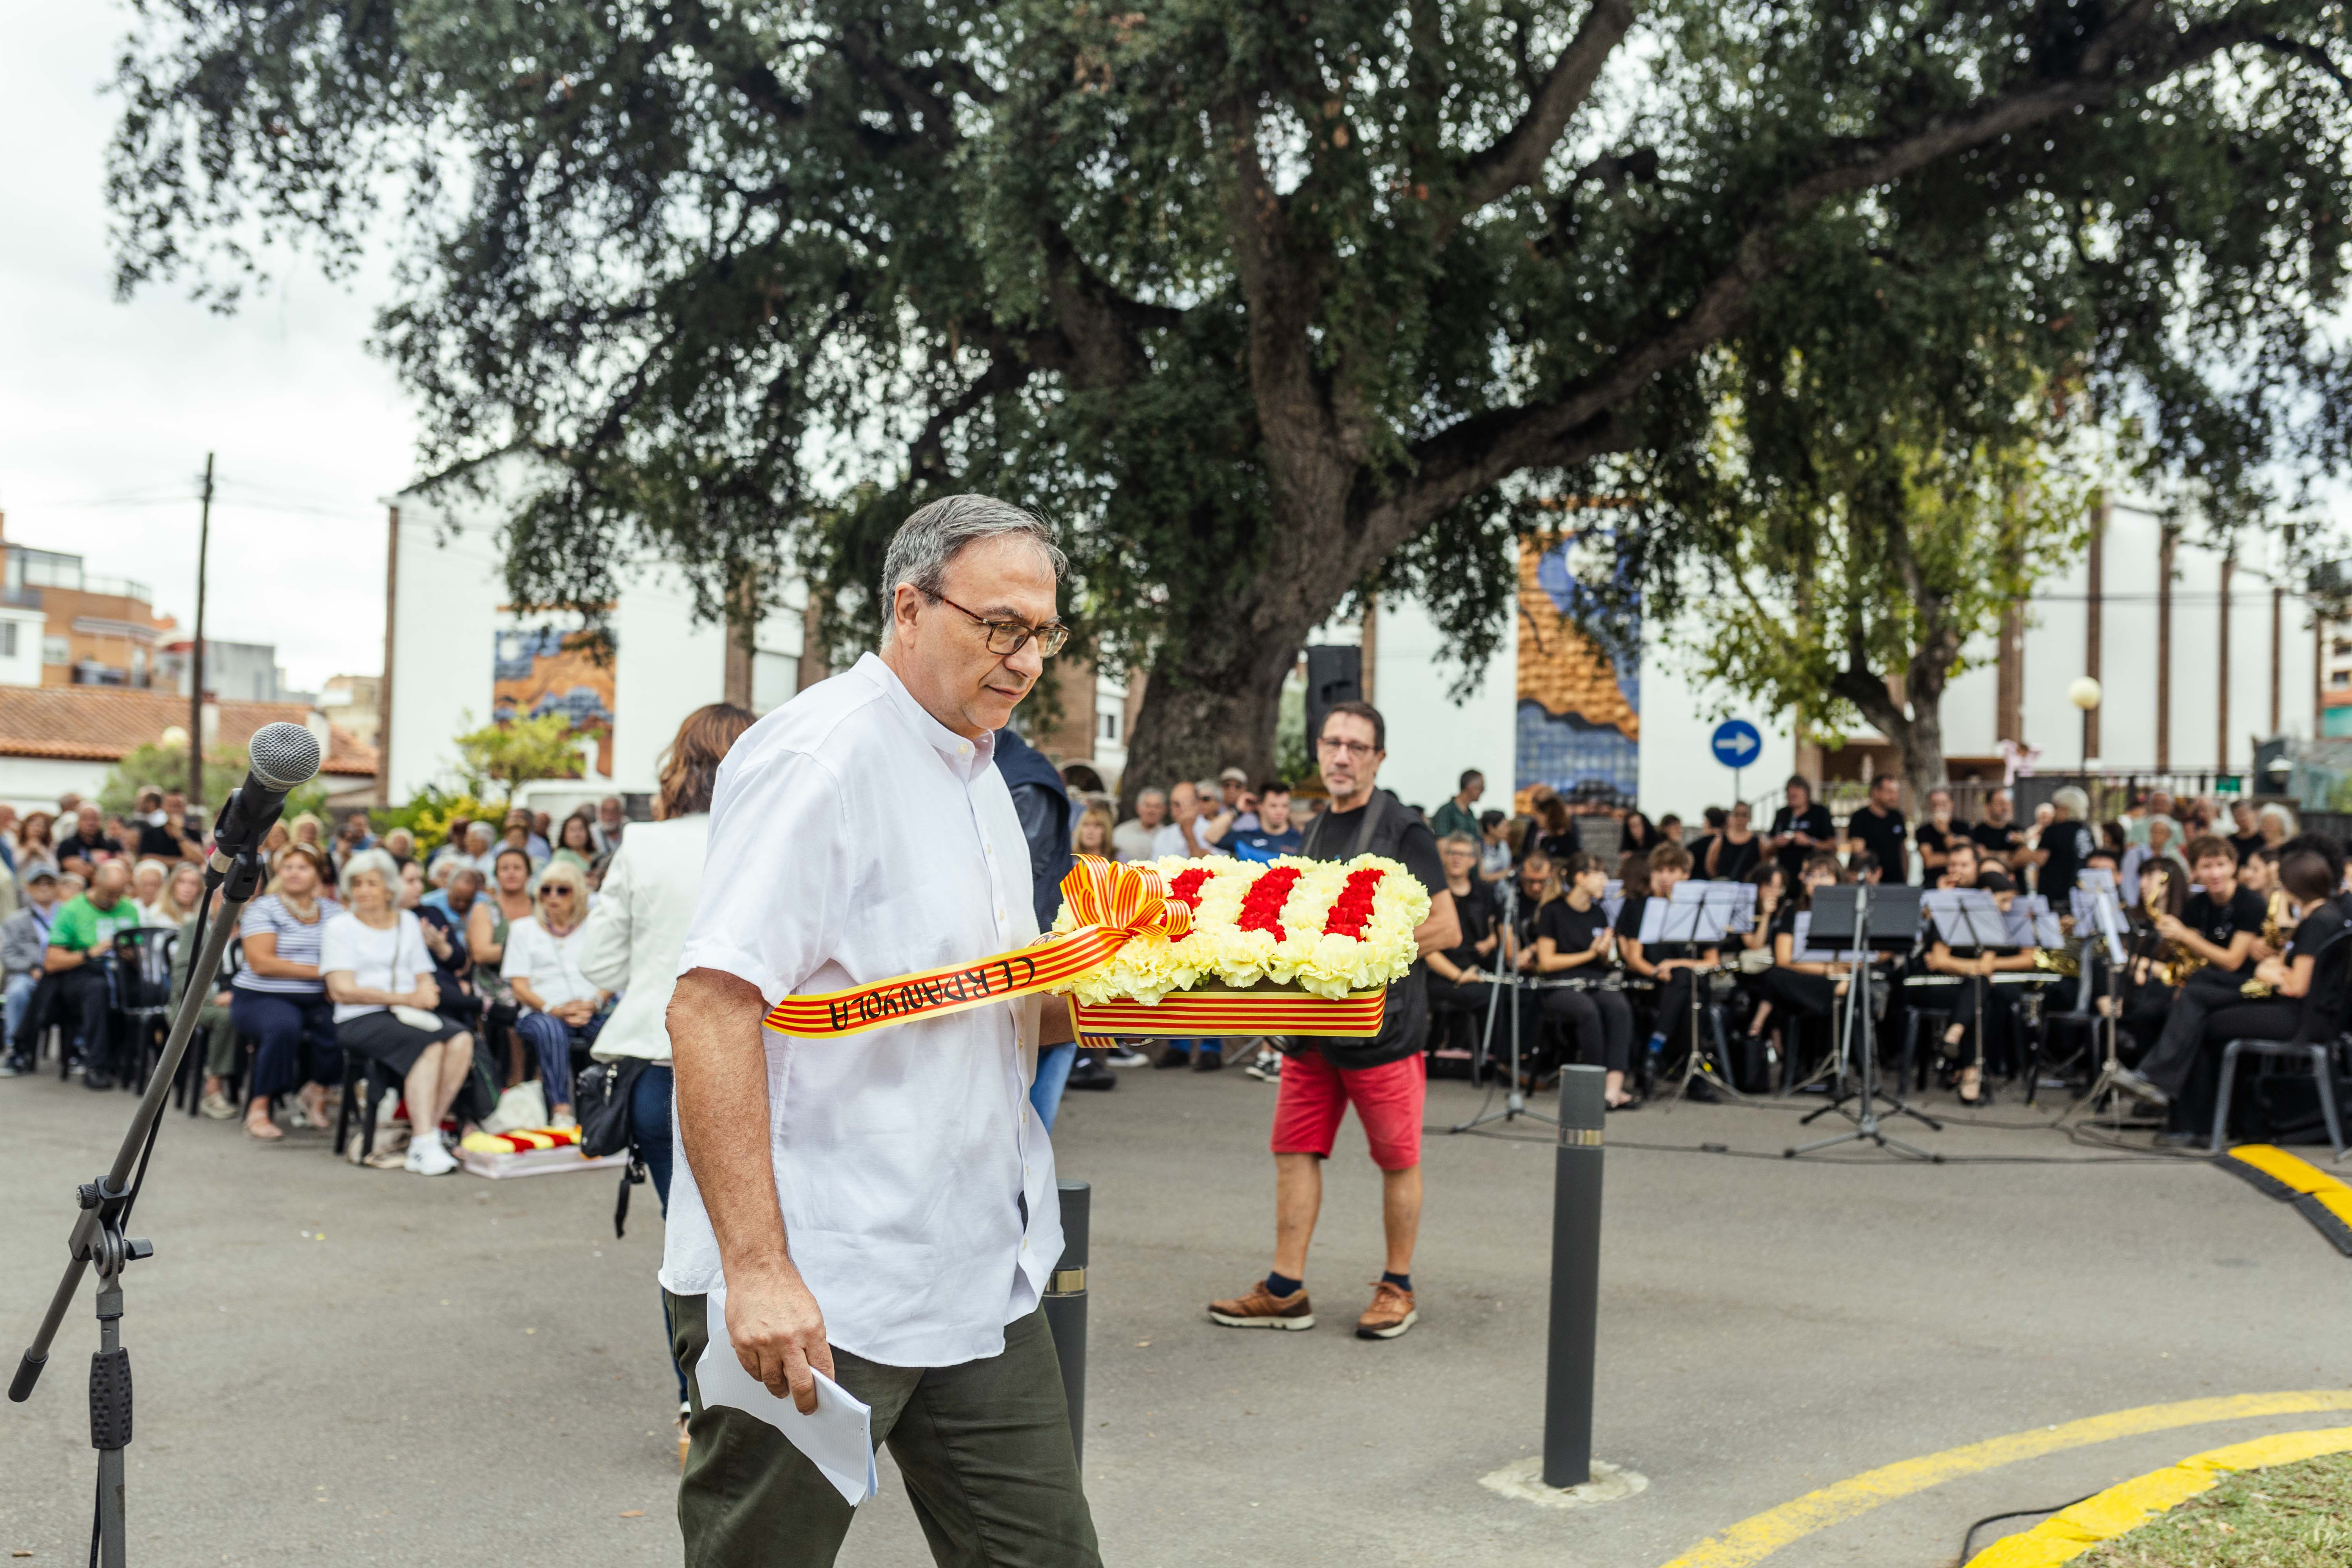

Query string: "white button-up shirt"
[[664, 653, 1059, 1368]]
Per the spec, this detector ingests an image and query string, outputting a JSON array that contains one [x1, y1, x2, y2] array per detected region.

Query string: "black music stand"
[[1643, 882, 1751, 1106], [2062, 877, 2140, 1130], [1450, 877, 1556, 1134], [1786, 884, 1941, 1161]]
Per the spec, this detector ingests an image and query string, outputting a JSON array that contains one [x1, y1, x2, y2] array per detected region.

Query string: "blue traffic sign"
[[1710, 719, 1762, 769]]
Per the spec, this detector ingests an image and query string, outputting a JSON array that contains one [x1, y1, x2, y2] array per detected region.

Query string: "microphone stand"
[[10, 845, 268, 1566], [1451, 877, 1556, 1133]]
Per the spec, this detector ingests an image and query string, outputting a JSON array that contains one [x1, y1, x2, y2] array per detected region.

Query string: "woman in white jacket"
[[578, 701, 757, 1458]]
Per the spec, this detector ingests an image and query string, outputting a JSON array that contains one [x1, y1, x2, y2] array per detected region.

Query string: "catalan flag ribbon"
[[761, 857, 1193, 1040]]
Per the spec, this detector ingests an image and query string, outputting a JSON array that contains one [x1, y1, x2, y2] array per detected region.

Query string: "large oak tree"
[[110, 2, 2352, 791]]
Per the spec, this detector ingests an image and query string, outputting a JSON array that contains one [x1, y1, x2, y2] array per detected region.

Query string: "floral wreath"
[[1048, 853, 1429, 1005]]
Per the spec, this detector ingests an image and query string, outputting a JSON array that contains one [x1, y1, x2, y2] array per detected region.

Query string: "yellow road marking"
[[1964, 1425, 2352, 1566], [1653, 1392, 2352, 1568]]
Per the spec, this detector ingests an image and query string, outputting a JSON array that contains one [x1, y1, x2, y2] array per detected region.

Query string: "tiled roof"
[[0, 686, 377, 776], [1516, 542, 1639, 741]]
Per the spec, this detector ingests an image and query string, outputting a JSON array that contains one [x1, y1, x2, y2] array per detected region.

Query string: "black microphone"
[[208, 720, 325, 863]]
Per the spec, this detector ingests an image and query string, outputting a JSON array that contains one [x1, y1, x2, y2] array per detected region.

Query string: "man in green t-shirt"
[[17, 861, 140, 1089], [1430, 769, 1486, 844]]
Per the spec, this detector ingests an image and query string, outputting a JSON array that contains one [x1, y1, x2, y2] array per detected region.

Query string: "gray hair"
[[878, 495, 1066, 642], [2053, 786, 2090, 818], [342, 848, 403, 894], [1439, 831, 1480, 852], [1192, 777, 1221, 799], [1136, 786, 1167, 806], [465, 821, 495, 848]]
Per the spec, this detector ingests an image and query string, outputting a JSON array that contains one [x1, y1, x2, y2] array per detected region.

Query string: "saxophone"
[[2146, 872, 2205, 988], [2241, 889, 2293, 998]]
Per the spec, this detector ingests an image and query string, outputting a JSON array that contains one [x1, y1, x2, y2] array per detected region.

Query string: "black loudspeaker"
[[1304, 645, 1363, 754]]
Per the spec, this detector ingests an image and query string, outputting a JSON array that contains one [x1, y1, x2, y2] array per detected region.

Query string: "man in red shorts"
[[1208, 701, 1460, 1340]]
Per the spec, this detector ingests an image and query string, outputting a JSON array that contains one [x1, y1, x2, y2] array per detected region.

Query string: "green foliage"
[[99, 743, 325, 823], [107, 0, 2352, 787], [450, 712, 584, 797], [370, 785, 503, 855]]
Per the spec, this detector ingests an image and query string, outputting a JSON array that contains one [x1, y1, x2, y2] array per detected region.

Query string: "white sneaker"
[[1106, 1047, 1149, 1068], [404, 1133, 459, 1176]]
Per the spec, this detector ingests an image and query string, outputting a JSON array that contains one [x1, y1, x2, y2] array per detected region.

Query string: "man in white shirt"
[[666, 495, 1098, 1566], [1149, 779, 1214, 858], [1111, 788, 1166, 862]]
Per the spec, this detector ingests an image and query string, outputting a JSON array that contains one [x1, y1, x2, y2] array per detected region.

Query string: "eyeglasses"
[[929, 593, 1068, 657], [1317, 737, 1377, 759], [541, 887, 575, 899]]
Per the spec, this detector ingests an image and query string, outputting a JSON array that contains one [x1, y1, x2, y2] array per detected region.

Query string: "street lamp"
[[2069, 677, 2102, 773]]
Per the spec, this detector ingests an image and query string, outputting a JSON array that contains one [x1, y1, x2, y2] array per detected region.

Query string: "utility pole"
[[189, 454, 214, 809]]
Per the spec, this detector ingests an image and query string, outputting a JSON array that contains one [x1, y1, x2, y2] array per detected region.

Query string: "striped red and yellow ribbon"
[[761, 856, 1191, 1040]]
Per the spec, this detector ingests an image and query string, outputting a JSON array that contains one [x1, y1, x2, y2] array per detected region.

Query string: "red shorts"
[[1270, 1051, 1426, 1172]]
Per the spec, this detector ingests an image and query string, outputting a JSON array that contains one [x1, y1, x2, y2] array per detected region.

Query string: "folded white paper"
[[698, 1289, 879, 1506]]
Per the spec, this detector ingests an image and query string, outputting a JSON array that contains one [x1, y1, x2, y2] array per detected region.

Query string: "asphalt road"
[[0, 1062, 2345, 1568]]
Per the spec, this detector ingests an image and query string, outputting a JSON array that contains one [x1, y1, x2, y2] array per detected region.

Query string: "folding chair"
[[2209, 927, 2352, 1161]]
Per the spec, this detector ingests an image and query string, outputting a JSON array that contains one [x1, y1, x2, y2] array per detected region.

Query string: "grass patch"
[[2076, 1450, 2352, 1567]]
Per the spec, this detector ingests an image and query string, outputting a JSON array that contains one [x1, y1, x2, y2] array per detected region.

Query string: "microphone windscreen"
[[247, 721, 324, 789]]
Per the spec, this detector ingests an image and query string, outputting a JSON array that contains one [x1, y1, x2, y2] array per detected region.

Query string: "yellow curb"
[[1653, 1392, 2352, 1568], [1964, 1425, 2352, 1566]]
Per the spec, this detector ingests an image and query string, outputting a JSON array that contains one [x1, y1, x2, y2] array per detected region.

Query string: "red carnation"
[[1321, 867, 1387, 941], [1236, 866, 1303, 944], [1166, 866, 1215, 942]]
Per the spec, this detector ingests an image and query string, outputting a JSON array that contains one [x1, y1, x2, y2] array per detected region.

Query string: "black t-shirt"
[[1441, 880, 1497, 971], [1915, 821, 1965, 871], [1969, 820, 2025, 866], [1685, 834, 1717, 876], [2183, 886, 2266, 974], [56, 831, 122, 867], [1296, 795, 1447, 1067], [2228, 831, 2264, 864], [1709, 835, 1762, 883], [2038, 820, 2098, 901], [136, 821, 186, 860], [1538, 897, 1611, 966], [1537, 831, 1580, 863], [1768, 803, 1836, 880], [1847, 806, 1909, 884], [2284, 902, 2351, 1037]]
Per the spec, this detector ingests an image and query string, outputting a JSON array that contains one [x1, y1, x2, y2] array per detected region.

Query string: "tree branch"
[[1368, 0, 2258, 547], [1450, 0, 1636, 226]]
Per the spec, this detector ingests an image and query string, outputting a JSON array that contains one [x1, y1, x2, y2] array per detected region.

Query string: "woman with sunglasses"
[[502, 861, 610, 1126]]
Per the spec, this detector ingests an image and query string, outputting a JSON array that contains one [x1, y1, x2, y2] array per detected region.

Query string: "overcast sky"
[[0, 2, 418, 695]]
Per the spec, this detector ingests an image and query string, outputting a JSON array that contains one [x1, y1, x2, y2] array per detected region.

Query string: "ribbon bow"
[[1057, 854, 1192, 944], [761, 855, 1188, 1040]]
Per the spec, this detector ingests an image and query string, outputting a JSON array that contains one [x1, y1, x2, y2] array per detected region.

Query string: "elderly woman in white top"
[[502, 858, 610, 1127], [579, 701, 756, 1455], [319, 848, 477, 1175]]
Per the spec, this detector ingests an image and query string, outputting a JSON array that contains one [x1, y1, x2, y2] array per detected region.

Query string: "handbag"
[[574, 1057, 651, 1238]]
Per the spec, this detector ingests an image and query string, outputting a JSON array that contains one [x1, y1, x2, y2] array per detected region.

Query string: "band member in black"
[[1617, 844, 1720, 1088], [1923, 844, 2039, 1105], [1767, 776, 1836, 884], [1527, 853, 1635, 1108], [2115, 834, 2267, 1127]]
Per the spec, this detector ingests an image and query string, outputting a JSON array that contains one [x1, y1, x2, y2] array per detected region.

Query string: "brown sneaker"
[[1356, 1279, 1417, 1340], [1207, 1279, 1315, 1330]]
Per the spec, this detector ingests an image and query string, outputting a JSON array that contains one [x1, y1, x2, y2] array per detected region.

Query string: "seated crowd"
[[0, 784, 648, 1176]]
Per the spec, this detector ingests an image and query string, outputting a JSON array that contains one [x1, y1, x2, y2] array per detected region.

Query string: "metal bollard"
[[1543, 1065, 1606, 1489], [1044, 1180, 1089, 1469]]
